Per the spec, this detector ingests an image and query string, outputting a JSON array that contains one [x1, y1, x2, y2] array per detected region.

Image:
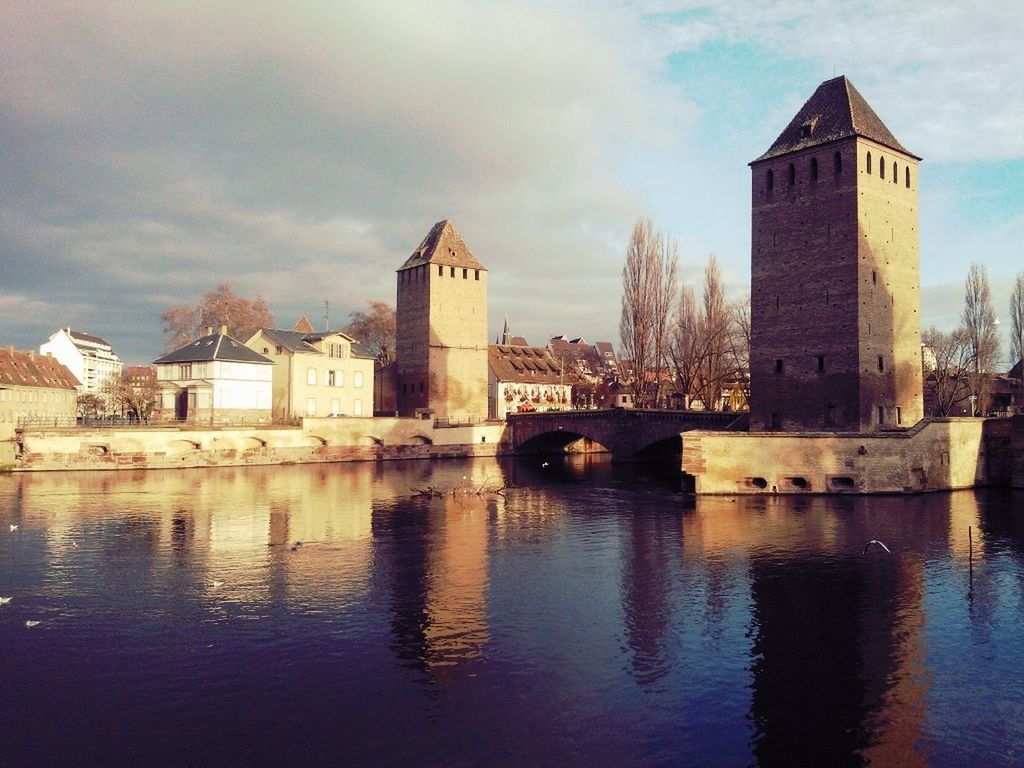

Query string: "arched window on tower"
[[788, 163, 795, 186], [834, 151, 842, 176], [880, 156, 886, 179], [811, 157, 819, 181], [905, 166, 911, 188], [893, 161, 898, 183], [867, 152, 872, 174]]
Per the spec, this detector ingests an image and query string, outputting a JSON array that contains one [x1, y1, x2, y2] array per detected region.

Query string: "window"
[[329, 343, 348, 359], [450, 267, 455, 277], [475, 270, 480, 280], [262, 347, 269, 354], [179, 363, 192, 380], [905, 167, 911, 188], [336, 371, 344, 387], [306, 398, 316, 416], [893, 161, 898, 183], [811, 157, 819, 180], [834, 151, 842, 176], [353, 399, 363, 417], [767, 169, 774, 191], [354, 371, 363, 388], [775, 358, 784, 374], [872, 270, 877, 284], [878, 406, 884, 424], [438, 265, 442, 276], [307, 368, 317, 386], [867, 152, 872, 174], [328, 371, 336, 387], [788, 163, 795, 186], [275, 346, 283, 354], [880, 157, 885, 179], [331, 398, 340, 416], [877, 356, 884, 372], [896, 406, 902, 425], [826, 404, 837, 426], [769, 413, 780, 430], [463, 268, 468, 279], [817, 355, 825, 372]]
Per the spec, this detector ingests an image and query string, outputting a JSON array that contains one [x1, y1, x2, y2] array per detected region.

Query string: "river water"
[[1, 456, 1022, 767]]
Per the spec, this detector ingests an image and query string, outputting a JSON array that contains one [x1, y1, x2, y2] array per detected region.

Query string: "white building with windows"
[[153, 329, 273, 423], [245, 322, 375, 419], [40, 327, 122, 395]]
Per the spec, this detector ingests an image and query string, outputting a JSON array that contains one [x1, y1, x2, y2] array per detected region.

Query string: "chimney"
[[219, 325, 228, 336]]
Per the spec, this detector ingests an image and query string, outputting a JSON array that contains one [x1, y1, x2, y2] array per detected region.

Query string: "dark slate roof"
[[154, 333, 273, 365], [349, 340, 378, 360], [489, 344, 565, 384], [256, 328, 357, 355], [0, 347, 80, 389], [1009, 359, 1023, 379], [398, 219, 487, 272], [65, 328, 112, 348], [753, 76, 919, 163]]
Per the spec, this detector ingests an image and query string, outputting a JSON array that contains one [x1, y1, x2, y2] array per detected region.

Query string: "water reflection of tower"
[[746, 496, 944, 767], [376, 491, 490, 678]]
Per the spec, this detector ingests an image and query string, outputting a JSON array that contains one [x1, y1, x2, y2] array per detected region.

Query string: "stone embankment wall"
[[5, 417, 511, 472], [684, 417, 1023, 494]]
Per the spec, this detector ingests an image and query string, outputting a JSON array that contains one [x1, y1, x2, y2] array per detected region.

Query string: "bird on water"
[[863, 540, 891, 554]]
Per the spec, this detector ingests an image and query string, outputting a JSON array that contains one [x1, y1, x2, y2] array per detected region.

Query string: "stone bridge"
[[508, 409, 745, 462]]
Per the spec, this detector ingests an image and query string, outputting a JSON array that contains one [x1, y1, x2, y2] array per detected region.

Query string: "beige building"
[[396, 219, 488, 422], [246, 322, 375, 419], [488, 343, 571, 420], [749, 75, 923, 432], [0, 346, 80, 438]]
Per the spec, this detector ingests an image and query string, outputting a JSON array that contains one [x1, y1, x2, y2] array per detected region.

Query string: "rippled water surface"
[[2, 457, 1023, 767]]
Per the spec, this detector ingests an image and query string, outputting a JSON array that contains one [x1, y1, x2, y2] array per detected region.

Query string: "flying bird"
[[541, 462, 549, 468], [9, 524, 18, 532], [0, 597, 12, 605], [863, 540, 891, 554]]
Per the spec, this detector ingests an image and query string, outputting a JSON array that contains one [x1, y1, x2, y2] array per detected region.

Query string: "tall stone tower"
[[749, 76, 923, 433], [396, 219, 489, 421]]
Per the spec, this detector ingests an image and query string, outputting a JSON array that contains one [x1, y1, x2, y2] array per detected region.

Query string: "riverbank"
[[2, 416, 511, 472]]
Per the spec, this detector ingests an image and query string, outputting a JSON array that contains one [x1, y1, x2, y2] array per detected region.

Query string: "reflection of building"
[[395, 220, 488, 421], [488, 343, 571, 419], [153, 328, 273, 423], [246, 318, 375, 418], [39, 326, 122, 395], [0, 347, 79, 437], [749, 76, 923, 432]]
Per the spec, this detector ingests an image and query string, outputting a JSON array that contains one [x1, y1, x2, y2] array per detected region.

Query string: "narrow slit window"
[[817, 355, 825, 371], [811, 157, 819, 180], [880, 157, 886, 179], [775, 358, 784, 374], [905, 167, 911, 188], [834, 151, 842, 176], [893, 161, 898, 183], [878, 406, 884, 424], [788, 163, 796, 186], [438, 265, 443, 276], [877, 355, 884, 372], [867, 152, 872, 174], [767, 169, 774, 191]]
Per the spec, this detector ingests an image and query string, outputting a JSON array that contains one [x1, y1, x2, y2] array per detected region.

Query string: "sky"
[[1, 1, 1022, 365]]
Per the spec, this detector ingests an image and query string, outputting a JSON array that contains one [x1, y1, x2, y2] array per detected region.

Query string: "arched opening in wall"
[[834, 151, 842, 176], [361, 435, 384, 447], [633, 435, 683, 463], [867, 152, 872, 174], [783, 476, 810, 491], [410, 435, 432, 445], [905, 167, 911, 188], [788, 163, 796, 186], [828, 476, 857, 492], [810, 157, 819, 181], [79, 443, 110, 456], [303, 435, 328, 447], [167, 439, 200, 453], [746, 477, 769, 490], [518, 431, 607, 456], [880, 157, 885, 179], [893, 161, 898, 183], [242, 437, 267, 450]]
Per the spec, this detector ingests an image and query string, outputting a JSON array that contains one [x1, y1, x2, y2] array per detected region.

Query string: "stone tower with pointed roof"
[[749, 76, 923, 433], [395, 219, 488, 420]]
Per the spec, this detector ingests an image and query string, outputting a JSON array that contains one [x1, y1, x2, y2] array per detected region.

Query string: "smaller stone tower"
[[395, 220, 488, 421]]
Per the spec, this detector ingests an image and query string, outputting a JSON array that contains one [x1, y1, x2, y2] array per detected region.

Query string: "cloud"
[[0, 1, 694, 359]]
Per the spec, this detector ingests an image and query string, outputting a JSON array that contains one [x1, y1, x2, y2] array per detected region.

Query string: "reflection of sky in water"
[[1, 459, 1023, 767]]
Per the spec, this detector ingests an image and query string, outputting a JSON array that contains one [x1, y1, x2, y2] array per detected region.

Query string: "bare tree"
[[670, 285, 701, 409], [922, 326, 973, 416], [962, 263, 1000, 415], [693, 255, 731, 411], [619, 218, 678, 408], [161, 283, 275, 352], [1010, 271, 1024, 413], [727, 294, 751, 407], [343, 301, 397, 366], [102, 370, 158, 421]]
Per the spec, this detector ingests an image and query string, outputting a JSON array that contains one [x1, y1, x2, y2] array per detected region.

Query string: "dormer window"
[[800, 116, 819, 138]]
